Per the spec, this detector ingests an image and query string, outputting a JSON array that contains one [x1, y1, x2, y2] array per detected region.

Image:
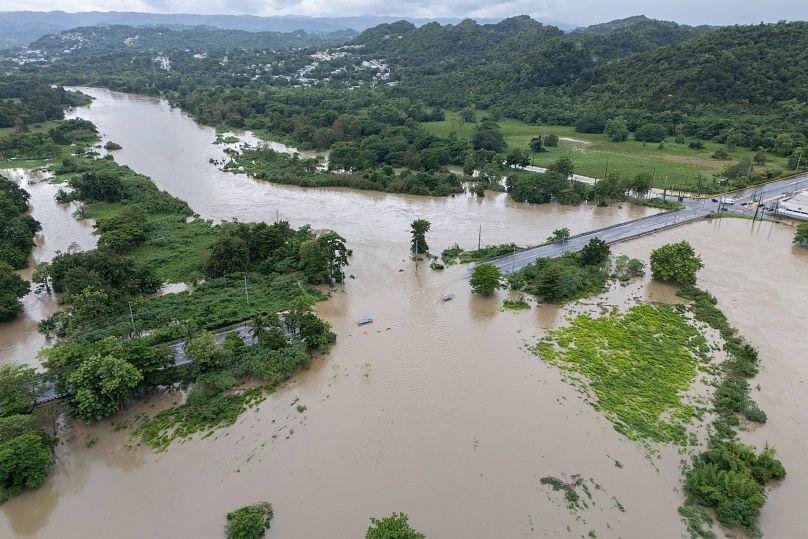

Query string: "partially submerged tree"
[[225, 501, 273, 539], [67, 354, 143, 421], [0, 365, 42, 416], [410, 219, 431, 254], [470, 263, 502, 295], [366, 512, 425, 539], [0, 262, 29, 322], [794, 222, 808, 247], [650, 241, 704, 286]]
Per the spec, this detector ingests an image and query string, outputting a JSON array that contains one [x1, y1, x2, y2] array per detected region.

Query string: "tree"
[[0, 365, 42, 417], [205, 230, 250, 277], [505, 148, 529, 167], [471, 120, 506, 152], [544, 134, 559, 147], [68, 286, 113, 330], [788, 148, 804, 170], [459, 107, 476, 123], [470, 263, 502, 295], [753, 149, 767, 166], [366, 513, 425, 539], [410, 219, 431, 254], [629, 173, 653, 197], [579, 238, 610, 266], [185, 332, 225, 372], [0, 261, 29, 322], [299, 231, 349, 284], [549, 156, 574, 180], [547, 228, 570, 243], [67, 355, 143, 421], [635, 123, 667, 143], [574, 112, 606, 134], [604, 116, 629, 142], [0, 432, 51, 499], [529, 137, 544, 153], [225, 502, 274, 539], [650, 241, 704, 286], [793, 223, 808, 247]]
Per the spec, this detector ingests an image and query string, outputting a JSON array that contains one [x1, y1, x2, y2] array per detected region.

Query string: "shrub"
[[366, 513, 425, 539], [225, 502, 273, 539], [635, 123, 667, 143]]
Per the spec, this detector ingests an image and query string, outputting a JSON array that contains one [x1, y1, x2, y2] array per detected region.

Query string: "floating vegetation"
[[540, 475, 585, 510], [502, 296, 530, 310], [540, 474, 616, 518], [536, 304, 710, 445]]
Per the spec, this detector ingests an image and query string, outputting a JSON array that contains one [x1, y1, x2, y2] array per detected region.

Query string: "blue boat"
[[357, 316, 374, 325]]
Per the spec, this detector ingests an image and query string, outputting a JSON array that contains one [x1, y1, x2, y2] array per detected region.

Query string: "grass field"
[[423, 112, 790, 190]]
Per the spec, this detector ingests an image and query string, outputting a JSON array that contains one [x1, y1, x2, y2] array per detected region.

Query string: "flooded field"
[[0, 88, 805, 538]]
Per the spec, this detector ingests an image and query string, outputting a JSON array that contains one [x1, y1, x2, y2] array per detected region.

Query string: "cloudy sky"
[[1, 0, 806, 26]]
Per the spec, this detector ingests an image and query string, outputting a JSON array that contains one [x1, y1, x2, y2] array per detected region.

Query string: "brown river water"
[[0, 88, 805, 538]]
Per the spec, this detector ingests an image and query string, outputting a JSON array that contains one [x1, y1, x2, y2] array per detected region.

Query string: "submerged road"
[[34, 320, 297, 404], [484, 173, 808, 274]]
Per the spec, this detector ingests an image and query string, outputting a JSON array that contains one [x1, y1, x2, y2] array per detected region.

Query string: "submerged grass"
[[535, 304, 710, 445], [132, 386, 268, 452]]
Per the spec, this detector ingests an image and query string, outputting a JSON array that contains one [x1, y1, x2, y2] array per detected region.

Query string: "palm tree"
[[251, 313, 268, 344]]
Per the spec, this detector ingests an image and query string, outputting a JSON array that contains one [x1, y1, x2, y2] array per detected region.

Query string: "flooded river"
[[0, 168, 96, 366], [0, 88, 805, 538]]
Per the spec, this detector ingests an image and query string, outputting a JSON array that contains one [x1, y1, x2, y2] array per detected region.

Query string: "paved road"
[[482, 173, 808, 274], [514, 165, 598, 185]]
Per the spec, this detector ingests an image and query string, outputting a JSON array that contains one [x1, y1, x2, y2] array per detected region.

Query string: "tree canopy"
[[650, 241, 704, 286]]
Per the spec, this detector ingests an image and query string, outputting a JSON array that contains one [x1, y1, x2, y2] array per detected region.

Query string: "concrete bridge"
[[483, 173, 808, 274]]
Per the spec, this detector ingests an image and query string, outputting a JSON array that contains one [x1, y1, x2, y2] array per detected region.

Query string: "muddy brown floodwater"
[[0, 88, 805, 538], [0, 168, 96, 366]]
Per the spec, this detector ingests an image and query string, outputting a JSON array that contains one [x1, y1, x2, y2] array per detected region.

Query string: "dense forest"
[[0, 78, 90, 128], [29, 25, 355, 57], [2, 16, 807, 197], [9, 17, 803, 166]]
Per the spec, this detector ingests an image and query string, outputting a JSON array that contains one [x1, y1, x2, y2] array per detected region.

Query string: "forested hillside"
[[4, 16, 806, 192], [569, 15, 715, 61], [30, 25, 355, 57]]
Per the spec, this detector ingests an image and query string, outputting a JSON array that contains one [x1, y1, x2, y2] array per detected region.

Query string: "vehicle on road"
[[720, 197, 735, 205]]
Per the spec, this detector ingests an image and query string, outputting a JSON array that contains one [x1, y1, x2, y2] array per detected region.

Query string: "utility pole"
[[244, 275, 250, 307], [604, 161, 608, 181], [511, 245, 516, 273], [414, 238, 418, 274], [796, 150, 803, 173], [128, 302, 136, 337], [662, 176, 668, 201], [478, 224, 482, 251], [753, 187, 763, 222]]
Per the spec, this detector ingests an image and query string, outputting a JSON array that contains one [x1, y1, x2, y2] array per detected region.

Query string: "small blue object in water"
[[358, 316, 374, 325]]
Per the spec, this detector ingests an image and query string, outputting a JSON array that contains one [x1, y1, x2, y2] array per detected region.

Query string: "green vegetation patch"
[[225, 501, 273, 539], [132, 386, 267, 451], [536, 304, 709, 444], [441, 242, 522, 265]]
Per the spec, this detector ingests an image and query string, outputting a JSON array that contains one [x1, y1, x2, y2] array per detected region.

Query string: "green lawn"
[[423, 112, 790, 190]]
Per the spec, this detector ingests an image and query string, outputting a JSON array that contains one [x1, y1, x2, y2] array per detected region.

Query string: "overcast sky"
[[2, 0, 806, 26]]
